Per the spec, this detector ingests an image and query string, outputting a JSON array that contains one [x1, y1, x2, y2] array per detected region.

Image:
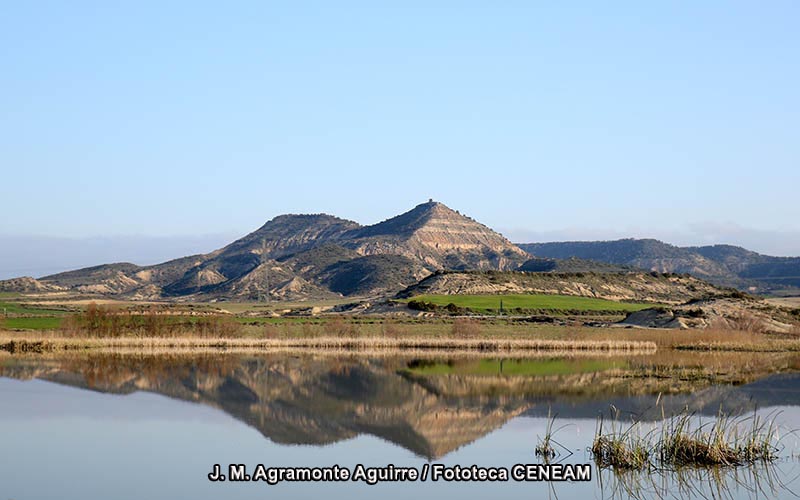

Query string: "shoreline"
[[0, 335, 657, 355]]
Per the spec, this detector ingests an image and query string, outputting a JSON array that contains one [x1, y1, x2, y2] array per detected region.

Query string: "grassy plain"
[[401, 294, 657, 313], [0, 292, 797, 354]]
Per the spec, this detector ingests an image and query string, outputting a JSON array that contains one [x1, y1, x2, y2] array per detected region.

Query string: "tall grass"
[[591, 407, 651, 470], [592, 405, 780, 470], [535, 410, 572, 463], [0, 334, 657, 355]]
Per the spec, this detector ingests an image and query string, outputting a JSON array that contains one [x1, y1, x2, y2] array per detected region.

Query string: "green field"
[[404, 359, 627, 377], [2, 317, 63, 330], [0, 301, 69, 316], [404, 294, 657, 313]]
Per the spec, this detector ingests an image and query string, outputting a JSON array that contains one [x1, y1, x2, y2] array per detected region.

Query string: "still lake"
[[1, 352, 799, 499]]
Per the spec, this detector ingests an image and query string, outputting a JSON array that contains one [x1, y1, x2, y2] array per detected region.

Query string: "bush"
[[262, 324, 281, 338], [382, 322, 408, 338], [407, 300, 438, 312], [445, 303, 467, 314], [60, 302, 242, 338], [323, 317, 359, 336], [451, 318, 481, 338]]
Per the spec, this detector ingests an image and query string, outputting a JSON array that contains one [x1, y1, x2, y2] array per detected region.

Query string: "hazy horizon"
[[2, 204, 798, 280]]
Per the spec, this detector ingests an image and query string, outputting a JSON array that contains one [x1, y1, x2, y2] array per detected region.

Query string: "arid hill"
[[520, 239, 800, 294], [398, 270, 728, 305], [4, 201, 530, 300]]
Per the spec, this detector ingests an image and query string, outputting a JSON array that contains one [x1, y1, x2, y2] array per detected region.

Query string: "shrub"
[[262, 324, 281, 339], [60, 302, 242, 338], [451, 318, 480, 338], [323, 317, 359, 336], [407, 300, 438, 312], [382, 322, 408, 338]]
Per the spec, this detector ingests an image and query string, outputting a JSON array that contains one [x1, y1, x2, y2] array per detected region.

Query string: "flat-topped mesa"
[[346, 201, 530, 271]]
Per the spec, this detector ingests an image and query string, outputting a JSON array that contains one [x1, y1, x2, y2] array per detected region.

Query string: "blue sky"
[[2, 1, 799, 269]]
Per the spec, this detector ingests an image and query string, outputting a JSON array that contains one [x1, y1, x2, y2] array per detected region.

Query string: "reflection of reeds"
[[598, 461, 793, 500]]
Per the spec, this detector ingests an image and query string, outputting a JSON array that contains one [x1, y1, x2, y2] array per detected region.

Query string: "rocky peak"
[[346, 201, 530, 271]]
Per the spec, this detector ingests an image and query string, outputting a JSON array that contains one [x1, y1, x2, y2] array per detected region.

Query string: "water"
[[1, 352, 800, 499]]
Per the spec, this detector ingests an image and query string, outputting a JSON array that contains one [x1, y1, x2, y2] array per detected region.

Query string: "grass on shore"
[[2, 301, 798, 355], [0, 334, 658, 355], [674, 340, 800, 352]]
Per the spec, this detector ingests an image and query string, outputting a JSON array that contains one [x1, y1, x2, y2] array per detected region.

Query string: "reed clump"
[[591, 411, 651, 470], [592, 407, 780, 471], [535, 410, 565, 462], [658, 410, 779, 467], [591, 436, 651, 470]]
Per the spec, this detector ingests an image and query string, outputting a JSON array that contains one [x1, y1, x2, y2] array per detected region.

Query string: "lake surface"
[[1, 352, 800, 499]]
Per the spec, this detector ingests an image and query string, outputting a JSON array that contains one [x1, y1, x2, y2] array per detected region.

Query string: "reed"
[[0, 333, 657, 354], [592, 406, 780, 470], [591, 408, 651, 470], [535, 410, 572, 462]]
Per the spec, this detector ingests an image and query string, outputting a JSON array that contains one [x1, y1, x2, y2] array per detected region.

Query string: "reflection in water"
[[598, 462, 800, 500], [2, 351, 800, 460], [2, 351, 800, 499]]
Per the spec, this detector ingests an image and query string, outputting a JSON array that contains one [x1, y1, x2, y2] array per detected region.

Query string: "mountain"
[[8, 201, 530, 300], [519, 239, 800, 293], [343, 201, 529, 270]]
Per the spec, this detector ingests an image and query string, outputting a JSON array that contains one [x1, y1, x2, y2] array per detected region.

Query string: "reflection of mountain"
[[0, 355, 530, 459], [1, 353, 798, 459]]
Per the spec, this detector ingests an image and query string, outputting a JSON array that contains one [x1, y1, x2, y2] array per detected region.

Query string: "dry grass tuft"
[[592, 406, 780, 470], [592, 409, 651, 470]]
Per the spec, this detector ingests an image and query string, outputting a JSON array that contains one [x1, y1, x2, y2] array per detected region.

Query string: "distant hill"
[[398, 270, 726, 305], [10, 203, 797, 301], [6, 201, 530, 300], [519, 239, 800, 293], [518, 256, 633, 274]]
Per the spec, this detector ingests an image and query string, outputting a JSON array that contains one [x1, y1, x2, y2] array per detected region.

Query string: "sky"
[[1, 1, 798, 278]]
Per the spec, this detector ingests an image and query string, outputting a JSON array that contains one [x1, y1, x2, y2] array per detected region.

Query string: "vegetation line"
[[0, 335, 657, 354], [674, 340, 800, 352]]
